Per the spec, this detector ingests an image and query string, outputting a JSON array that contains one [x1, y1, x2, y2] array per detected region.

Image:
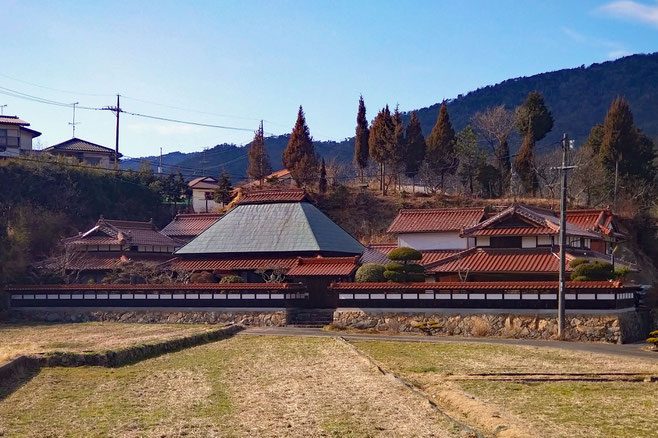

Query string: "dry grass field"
[[353, 340, 658, 438], [0, 335, 466, 438], [0, 322, 219, 365]]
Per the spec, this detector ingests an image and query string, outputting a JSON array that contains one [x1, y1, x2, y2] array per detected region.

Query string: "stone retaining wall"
[[333, 309, 651, 343], [9, 308, 287, 327]]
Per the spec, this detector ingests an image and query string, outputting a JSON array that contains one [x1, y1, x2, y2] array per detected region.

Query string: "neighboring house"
[[188, 176, 221, 213], [42, 138, 121, 169], [63, 216, 179, 283], [373, 203, 632, 282], [160, 213, 223, 244], [387, 208, 485, 250], [0, 116, 41, 158], [240, 168, 295, 189]]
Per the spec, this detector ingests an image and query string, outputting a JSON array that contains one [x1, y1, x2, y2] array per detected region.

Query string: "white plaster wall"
[[397, 231, 467, 250], [192, 189, 221, 213], [476, 236, 490, 247], [522, 237, 537, 248]]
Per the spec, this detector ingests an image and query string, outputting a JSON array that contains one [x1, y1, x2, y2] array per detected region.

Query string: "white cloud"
[[561, 27, 630, 59], [598, 1, 658, 28]]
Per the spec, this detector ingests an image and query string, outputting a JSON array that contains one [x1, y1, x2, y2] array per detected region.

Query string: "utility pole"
[[557, 133, 576, 339], [158, 147, 163, 174], [0, 105, 6, 115], [69, 102, 80, 137], [102, 95, 122, 170]]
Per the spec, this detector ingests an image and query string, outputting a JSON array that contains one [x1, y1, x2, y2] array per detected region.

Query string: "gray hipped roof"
[[176, 201, 364, 255]]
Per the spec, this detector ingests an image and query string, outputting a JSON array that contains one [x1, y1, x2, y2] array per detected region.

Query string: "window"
[[583, 238, 591, 249], [490, 236, 522, 248]]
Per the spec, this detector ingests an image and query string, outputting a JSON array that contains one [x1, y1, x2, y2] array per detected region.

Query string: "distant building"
[[240, 168, 295, 189], [188, 176, 221, 212], [63, 216, 179, 283], [42, 138, 121, 169], [0, 116, 42, 158]]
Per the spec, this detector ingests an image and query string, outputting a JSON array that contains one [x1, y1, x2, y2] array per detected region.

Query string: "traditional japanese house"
[[381, 203, 631, 282], [63, 217, 179, 283], [160, 213, 223, 244], [171, 189, 364, 305]]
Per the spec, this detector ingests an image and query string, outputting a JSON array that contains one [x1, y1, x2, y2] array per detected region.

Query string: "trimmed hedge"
[[355, 263, 386, 282], [388, 247, 423, 261]]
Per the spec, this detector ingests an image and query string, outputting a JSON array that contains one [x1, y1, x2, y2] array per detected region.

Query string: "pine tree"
[[247, 120, 271, 188], [319, 158, 327, 194], [213, 170, 233, 205], [514, 126, 538, 195], [515, 91, 554, 142], [391, 105, 406, 187], [583, 123, 604, 155], [404, 111, 426, 183], [283, 106, 319, 188], [368, 105, 395, 195], [354, 95, 369, 180], [426, 101, 458, 192], [455, 125, 486, 194]]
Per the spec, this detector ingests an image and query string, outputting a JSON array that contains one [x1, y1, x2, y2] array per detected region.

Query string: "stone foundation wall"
[[10, 308, 287, 327], [333, 309, 651, 343]]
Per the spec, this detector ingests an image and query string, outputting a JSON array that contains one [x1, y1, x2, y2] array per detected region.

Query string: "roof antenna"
[[69, 102, 80, 137]]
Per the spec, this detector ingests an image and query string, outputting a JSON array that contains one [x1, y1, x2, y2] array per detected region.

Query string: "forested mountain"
[[124, 52, 658, 181]]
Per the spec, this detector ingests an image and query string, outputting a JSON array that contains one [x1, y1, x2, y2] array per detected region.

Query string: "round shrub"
[[570, 261, 615, 281], [385, 262, 405, 271], [219, 274, 244, 284], [569, 258, 589, 268], [383, 270, 406, 282], [406, 263, 425, 273], [355, 263, 386, 282], [388, 247, 422, 262]]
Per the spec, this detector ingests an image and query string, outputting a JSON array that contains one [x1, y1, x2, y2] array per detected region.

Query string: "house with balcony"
[[42, 138, 121, 169], [0, 116, 41, 158]]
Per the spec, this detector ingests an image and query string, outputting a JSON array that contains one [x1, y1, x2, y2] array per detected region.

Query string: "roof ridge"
[[398, 207, 485, 213]]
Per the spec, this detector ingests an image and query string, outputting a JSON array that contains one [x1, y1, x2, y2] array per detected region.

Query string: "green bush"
[[647, 330, 658, 349], [355, 263, 386, 282], [383, 270, 406, 282], [406, 263, 426, 273], [569, 258, 589, 268], [385, 262, 405, 271], [219, 275, 244, 284], [614, 266, 630, 279], [570, 260, 615, 281], [388, 247, 422, 261]]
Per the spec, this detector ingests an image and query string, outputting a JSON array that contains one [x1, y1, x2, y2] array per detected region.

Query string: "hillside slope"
[[124, 52, 658, 180]]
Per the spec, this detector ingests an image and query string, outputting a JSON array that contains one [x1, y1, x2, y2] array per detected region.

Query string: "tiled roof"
[[65, 217, 178, 248], [462, 204, 598, 238], [177, 201, 364, 255], [427, 247, 567, 273], [161, 213, 223, 239], [65, 252, 173, 270], [287, 256, 359, 276], [238, 189, 309, 204], [8, 282, 305, 291], [387, 208, 485, 233], [188, 176, 218, 190], [329, 281, 625, 290], [43, 137, 121, 157], [360, 244, 462, 266], [566, 209, 615, 236], [0, 116, 29, 125], [167, 256, 299, 272]]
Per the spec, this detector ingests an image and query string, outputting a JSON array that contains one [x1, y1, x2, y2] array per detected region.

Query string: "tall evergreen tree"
[[247, 120, 271, 188], [455, 125, 486, 194], [495, 139, 511, 196], [391, 105, 406, 183], [404, 111, 426, 181], [583, 123, 604, 155], [514, 126, 538, 195], [319, 158, 327, 194], [369, 105, 395, 195], [354, 95, 370, 180], [213, 170, 234, 205], [515, 91, 554, 142], [283, 106, 319, 188], [425, 102, 458, 191]]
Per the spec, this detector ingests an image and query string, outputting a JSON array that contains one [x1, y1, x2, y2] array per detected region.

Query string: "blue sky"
[[1, 0, 657, 158]]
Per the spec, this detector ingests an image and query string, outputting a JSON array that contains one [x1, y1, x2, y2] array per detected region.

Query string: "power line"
[[0, 73, 113, 97]]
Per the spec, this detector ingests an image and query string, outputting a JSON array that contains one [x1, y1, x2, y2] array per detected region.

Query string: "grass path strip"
[[337, 336, 485, 438]]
